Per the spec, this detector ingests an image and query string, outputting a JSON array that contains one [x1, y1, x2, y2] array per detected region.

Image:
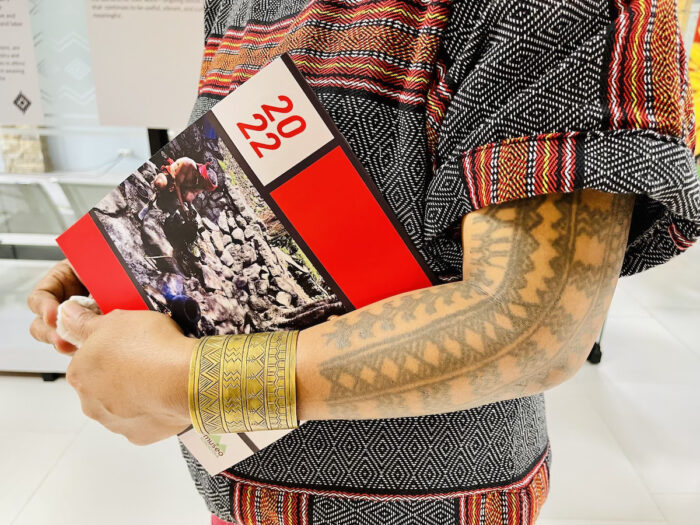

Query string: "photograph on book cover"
[[90, 115, 345, 339]]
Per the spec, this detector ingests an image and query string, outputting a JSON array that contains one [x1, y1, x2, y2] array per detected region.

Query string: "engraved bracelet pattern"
[[188, 331, 299, 434]]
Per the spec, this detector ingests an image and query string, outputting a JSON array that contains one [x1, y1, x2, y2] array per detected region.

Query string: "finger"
[[51, 332, 77, 356], [29, 317, 76, 355], [29, 317, 55, 344], [27, 261, 87, 321], [59, 301, 100, 346], [54, 260, 87, 295], [27, 289, 60, 326]]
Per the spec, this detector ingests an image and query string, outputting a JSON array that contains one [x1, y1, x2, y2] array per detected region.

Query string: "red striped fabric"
[[197, 0, 452, 106], [462, 132, 583, 210], [213, 448, 549, 524], [606, 0, 695, 151]]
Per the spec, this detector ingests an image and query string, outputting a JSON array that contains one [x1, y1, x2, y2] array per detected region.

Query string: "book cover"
[[57, 54, 437, 475]]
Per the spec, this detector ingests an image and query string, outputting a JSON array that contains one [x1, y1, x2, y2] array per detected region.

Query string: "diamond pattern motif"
[[180, 0, 698, 522]]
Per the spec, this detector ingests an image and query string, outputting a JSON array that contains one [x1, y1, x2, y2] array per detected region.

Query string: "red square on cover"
[[270, 146, 432, 308]]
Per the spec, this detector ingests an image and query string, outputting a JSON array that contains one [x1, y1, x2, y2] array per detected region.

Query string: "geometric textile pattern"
[[195, 447, 550, 524], [180, 0, 700, 523], [448, 129, 699, 274], [197, 0, 451, 106], [305, 453, 549, 525], [232, 482, 310, 525], [427, 0, 700, 276], [180, 395, 549, 521], [605, 0, 696, 148], [227, 397, 548, 492]]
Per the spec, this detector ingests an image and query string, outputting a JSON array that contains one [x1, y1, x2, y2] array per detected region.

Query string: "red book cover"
[[57, 54, 437, 474]]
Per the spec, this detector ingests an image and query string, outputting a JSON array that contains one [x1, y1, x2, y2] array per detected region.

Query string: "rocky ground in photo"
[[93, 119, 344, 337]]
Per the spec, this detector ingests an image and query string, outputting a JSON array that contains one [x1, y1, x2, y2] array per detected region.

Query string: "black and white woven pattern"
[[180, 0, 700, 521], [425, 0, 700, 275]]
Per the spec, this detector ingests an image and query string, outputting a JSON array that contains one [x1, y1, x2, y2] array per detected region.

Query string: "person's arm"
[[294, 188, 635, 421], [28, 188, 633, 445]]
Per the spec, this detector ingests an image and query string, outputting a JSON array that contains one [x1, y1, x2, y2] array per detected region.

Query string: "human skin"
[[27, 188, 634, 445]]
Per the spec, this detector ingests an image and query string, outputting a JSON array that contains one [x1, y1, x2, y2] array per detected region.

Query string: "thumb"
[[57, 300, 100, 347]]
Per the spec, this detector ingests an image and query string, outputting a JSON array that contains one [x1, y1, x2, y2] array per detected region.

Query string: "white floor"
[[1, 246, 699, 525]]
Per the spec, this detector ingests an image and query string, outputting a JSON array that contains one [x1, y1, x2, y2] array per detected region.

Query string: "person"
[[154, 157, 217, 212], [141, 156, 216, 275], [27, 1, 700, 524]]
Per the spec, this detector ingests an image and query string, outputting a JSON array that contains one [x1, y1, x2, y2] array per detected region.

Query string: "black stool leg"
[[586, 318, 607, 365], [587, 342, 602, 364]]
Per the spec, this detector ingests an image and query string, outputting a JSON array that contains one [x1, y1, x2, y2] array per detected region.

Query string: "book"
[[57, 54, 437, 475]]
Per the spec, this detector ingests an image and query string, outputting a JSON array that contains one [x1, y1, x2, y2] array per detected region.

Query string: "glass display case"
[[0, 0, 189, 375], [0, 125, 152, 374]]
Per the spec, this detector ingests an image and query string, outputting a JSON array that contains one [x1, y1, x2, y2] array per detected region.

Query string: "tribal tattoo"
[[296, 190, 635, 420]]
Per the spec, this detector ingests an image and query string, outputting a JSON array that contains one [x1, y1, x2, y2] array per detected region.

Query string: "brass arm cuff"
[[188, 331, 300, 434]]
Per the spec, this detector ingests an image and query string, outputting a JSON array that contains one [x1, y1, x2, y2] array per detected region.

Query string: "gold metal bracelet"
[[188, 331, 299, 434]]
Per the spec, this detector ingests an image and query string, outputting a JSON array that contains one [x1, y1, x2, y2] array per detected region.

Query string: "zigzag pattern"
[[221, 335, 246, 431], [194, 333, 299, 434], [192, 336, 226, 433]]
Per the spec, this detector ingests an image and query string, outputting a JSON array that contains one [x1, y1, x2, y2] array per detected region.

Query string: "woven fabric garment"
[[180, 0, 700, 523], [207, 448, 550, 525]]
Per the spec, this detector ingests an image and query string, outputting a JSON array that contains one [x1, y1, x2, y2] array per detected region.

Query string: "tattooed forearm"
[[295, 190, 635, 421]]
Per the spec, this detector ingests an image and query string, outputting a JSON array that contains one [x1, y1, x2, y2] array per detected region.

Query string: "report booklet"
[[57, 54, 437, 475]]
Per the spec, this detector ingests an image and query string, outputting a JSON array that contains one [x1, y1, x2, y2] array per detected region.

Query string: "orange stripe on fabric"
[[283, 490, 295, 525], [533, 140, 549, 195], [529, 465, 549, 524], [475, 145, 492, 208], [507, 491, 519, 525], [467, 493, 481, 525], [258, 487, 279, 525], [484, 491, 502, 525], [223, 26, 439, 66], [545, 137, 558, 193], [200, 28, 441, 96], [623, 0, 651, 128], [650, 0, 683, 137], [240, 485, 255, 524], [497, 139, 529, 203], [197, 1, 451, 100]]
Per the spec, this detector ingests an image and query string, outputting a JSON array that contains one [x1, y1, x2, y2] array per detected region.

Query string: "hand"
[[60, 302, 196, 446], [27, 259, 88, 355]]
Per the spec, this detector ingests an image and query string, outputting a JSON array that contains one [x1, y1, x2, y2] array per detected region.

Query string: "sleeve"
[[425, 0, 700, 276]]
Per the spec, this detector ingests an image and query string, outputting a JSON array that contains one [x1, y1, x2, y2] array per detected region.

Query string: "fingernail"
[[61, 301, 83, 320]]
